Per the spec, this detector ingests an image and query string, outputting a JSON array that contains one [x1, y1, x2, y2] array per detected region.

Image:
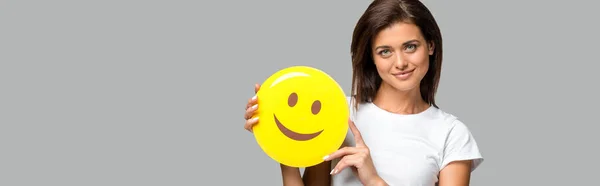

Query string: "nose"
[[395, 52, 408, 69]]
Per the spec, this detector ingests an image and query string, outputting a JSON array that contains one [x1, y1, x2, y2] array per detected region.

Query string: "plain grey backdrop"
[[1, 0, 599, 185]]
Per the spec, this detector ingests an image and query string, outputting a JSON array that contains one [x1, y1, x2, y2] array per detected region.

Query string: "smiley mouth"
[[274, 114, 323, 141]]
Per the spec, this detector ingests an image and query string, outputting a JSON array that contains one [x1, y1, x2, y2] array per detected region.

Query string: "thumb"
[[254, 84, 261, 94]]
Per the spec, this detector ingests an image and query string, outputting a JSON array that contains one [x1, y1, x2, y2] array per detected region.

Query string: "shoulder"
[[428, 106, 457, 123], [346, 96, 352, 106], [346, 95, 358, 121], [433, 108, 484, 172], [423, 107, 469, 133], [428, 108, 478, 147], [434, 108, 477, 139]]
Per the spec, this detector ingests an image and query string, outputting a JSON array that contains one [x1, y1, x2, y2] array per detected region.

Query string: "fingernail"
[[323, 155, 329, 160], [253, 117, 259, 121], [330, 169, 335, 174], [252, 95, 257, 100], [252, 104, 258, 110]]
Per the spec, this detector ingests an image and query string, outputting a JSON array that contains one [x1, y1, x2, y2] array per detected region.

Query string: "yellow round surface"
[[252, 66, 349, 168]]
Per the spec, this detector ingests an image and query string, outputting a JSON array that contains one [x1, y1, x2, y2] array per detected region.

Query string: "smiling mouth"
[[274, 114, 323, 141], [392, 69, 415, 75]]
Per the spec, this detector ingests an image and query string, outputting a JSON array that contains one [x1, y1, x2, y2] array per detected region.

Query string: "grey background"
[[1, 0, 598, 185]]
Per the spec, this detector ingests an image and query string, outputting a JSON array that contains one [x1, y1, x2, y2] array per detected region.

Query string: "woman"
[[243, 0, 483, 185]]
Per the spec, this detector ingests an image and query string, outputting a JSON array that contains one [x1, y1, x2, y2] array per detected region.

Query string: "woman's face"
[[371, 21, 433, 92]]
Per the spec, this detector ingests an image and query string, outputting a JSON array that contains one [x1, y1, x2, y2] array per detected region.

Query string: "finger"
[[348, 119, 365, 146], [244, 117, 259, 132], [323, 146, 360, 161], [245, 95, 258, 110], [254, 83, 261, 94], [330, 155, 360, 175], [244, 104, 258, 120]]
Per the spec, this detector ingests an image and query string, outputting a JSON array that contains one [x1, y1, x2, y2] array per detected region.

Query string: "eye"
[[378, 49, 392, 57], [288, 92, 298, 107], [311, 100, 321, 115], [404, 44, 417, 52]]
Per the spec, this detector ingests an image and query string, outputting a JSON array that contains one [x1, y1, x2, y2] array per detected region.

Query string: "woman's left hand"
[[323, 120, 387, 186]]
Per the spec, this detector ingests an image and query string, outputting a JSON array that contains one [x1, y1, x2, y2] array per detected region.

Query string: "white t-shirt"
[[330, 97, 484, 186]]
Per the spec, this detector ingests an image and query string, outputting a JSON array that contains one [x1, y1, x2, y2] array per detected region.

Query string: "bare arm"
[[438, 160, 473, 186], [281, 164, 305, 186], [302, 161, 331, 186]]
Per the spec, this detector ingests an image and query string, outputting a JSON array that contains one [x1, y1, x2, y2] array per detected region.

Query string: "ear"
[[428, 42, 435, 55]]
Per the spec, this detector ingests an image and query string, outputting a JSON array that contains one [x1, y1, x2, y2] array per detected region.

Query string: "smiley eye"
[[288, 92, 298, 107], [311, 100, 321, 115]]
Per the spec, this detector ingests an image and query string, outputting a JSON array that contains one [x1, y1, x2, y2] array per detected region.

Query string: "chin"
[[382, 78, 421, 92], [391, 83, 420, 92]]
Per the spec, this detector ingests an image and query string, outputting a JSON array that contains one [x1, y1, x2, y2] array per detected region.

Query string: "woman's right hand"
[[244, 83, 261, 132]]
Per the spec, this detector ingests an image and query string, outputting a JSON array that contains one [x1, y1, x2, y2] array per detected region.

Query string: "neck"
[[372, 82, 430, 115]]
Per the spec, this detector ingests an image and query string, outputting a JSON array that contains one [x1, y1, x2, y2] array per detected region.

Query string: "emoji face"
[[252, 66, 349, 168]]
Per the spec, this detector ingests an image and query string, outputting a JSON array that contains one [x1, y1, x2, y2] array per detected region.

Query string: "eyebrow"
[[374, 39, 420, 50]]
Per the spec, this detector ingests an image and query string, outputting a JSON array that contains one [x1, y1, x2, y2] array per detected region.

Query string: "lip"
[[274, 114, 323, 141], [392, 68, 415, 80], [392, 69, 415, 76]]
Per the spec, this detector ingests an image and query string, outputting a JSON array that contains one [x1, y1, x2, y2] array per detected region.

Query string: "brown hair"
[[350, 0, 443, 110]]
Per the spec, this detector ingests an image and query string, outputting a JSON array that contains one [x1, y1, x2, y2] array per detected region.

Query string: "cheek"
[[409, 54, 430, 72], [400, 56, 426, 83], [407, 53, 428, 66], [373, 57, 392, 73]]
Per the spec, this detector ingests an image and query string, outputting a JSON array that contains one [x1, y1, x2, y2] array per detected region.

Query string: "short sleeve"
[[346, 96, 357, 122], [440, 119, 484, 172], [346, 96, 352, 107]]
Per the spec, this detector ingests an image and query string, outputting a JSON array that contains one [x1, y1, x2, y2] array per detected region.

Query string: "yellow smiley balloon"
[[252, 66, 349, 168]]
